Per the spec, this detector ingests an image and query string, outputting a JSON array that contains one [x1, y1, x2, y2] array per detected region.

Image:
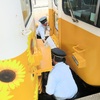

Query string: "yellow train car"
[[48, 0, 100, 86], [0, 0, 52, 100]]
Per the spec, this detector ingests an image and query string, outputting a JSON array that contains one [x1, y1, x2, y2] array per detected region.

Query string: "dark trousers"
[[37, 35, 41, 39]]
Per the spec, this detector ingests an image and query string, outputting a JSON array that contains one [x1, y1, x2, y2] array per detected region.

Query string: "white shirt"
[[46, 62, 78, 99], [36, 24, 46, 40]]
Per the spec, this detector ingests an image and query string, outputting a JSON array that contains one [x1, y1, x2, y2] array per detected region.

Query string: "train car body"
[[0, 0, 52, 100], [48, 0, 100, 86]]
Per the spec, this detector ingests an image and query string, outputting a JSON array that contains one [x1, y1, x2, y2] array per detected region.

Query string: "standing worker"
[[46, 48, 78, 100], [36, 16, 49, 43]]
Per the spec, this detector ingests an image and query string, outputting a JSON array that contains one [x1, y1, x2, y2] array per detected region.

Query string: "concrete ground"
[[76, 93, 100, 100], [33, 0, 48, 25]]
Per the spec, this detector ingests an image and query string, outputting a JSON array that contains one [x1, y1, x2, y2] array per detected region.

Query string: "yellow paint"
[[49, 9, 60, 47], [36, 39, 52, 75], [35, 39, 53, 93], [51, 34, 59, 47], [58, 18, 100, 86], [0, 30, 42, 100], [48, 9, 55, 35], [49, 7, 100, 85], [0, 60, 26, 91], [22, 11, 27, 21], [12, 51, 38, 100], [72, 52, 86, 68], [0, 90, 13, 100], [27, 31, 42, 67], [0, 50, 38, 100]]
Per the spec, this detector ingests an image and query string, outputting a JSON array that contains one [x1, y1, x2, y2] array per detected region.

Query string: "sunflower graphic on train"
[[27, 32, 35, 65], [0, 60, 26, 91], [0, 90, 13, 100]]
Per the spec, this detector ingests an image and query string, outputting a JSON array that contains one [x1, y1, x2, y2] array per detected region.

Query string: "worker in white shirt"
[[46, 48, 78, 100], [36, 16, 49, 43]]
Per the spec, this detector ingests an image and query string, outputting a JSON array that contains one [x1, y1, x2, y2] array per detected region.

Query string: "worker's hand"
[[43, 40, 45, 43], [47, 25, 50, 31]]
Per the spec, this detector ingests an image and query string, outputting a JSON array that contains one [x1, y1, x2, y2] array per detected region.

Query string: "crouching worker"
[[46, 48, 78, 100], [36, 16, 49, 43]]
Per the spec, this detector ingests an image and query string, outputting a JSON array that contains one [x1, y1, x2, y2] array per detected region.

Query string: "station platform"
[[76, 92, 100, 100], [39, 92, 100, 100]]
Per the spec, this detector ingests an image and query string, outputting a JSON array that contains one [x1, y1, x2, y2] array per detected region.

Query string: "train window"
[[62, 0, 100, 27], [54, 13, 58, 30], [20, 0, 32, 26], [54, 0, 58, 6]]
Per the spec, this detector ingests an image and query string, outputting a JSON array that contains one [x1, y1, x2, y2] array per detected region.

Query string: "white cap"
[[39, 16, 47, 24]]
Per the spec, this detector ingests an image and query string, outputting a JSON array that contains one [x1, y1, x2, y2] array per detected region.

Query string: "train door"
[[59, 0, 100, 86], [48, 0, 59, 47]]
